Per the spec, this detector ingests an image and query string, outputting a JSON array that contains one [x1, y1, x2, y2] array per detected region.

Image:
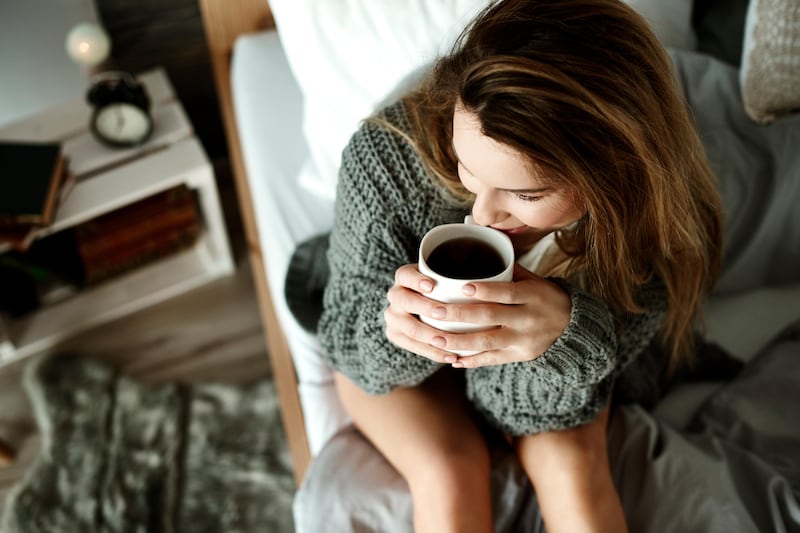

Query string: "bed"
[[198, 0, 800, 530]]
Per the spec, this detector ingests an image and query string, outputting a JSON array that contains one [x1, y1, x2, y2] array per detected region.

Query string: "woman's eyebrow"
[[498, 185, 551, 194]]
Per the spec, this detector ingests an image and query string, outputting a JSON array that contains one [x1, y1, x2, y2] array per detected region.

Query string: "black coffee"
[[426, 237, 506, 279]]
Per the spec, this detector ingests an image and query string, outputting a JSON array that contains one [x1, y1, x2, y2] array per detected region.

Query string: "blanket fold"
[[2, 354, 295, 533]]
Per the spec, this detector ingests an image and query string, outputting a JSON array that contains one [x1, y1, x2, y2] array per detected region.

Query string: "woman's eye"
[[515, 193, 542, 202]]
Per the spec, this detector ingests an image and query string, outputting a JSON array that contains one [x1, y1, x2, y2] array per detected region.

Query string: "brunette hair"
[[400, 0, 724, 368]]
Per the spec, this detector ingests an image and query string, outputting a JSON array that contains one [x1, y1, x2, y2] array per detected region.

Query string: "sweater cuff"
[[530, 278, 618, 386], [466, 369, 614, 436]]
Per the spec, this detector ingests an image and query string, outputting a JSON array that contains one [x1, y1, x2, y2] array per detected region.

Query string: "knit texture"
[[318, 104, 468, 392], [317, 102, 668, 434], [468, 280, 667, 435], [740, 0, 800, 124]]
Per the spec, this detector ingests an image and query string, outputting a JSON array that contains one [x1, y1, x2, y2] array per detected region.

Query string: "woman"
[[318, 0, 724, 530]]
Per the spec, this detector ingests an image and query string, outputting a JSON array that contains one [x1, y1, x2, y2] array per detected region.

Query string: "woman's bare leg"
[[515, 406, 627, 533], [335, 369, 494, 533]]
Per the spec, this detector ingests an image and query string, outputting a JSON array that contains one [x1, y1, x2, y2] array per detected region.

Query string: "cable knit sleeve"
[[466, 279, 667, 435], [317, 105, 467, 395]]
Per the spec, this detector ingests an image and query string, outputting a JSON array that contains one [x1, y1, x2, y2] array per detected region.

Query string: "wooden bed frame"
[[197, 0, 311, 485]]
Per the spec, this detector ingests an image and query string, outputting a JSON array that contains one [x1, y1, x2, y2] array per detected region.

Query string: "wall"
[[0, 0, 100, 126], [0, 0, 226, 160], [95, 0, 227, 159]]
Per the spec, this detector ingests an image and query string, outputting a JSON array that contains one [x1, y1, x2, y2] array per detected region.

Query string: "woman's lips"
[[493, 225, 529, 235]]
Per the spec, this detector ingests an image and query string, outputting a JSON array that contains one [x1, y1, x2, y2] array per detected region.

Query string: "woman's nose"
[[471, 191, 505, 227]]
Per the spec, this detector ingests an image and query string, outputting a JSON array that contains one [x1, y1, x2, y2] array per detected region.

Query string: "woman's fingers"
[[387, 285, 450, 321], [385, 263, 570, 368], [466, 274, 546, 306], [384, 301, 512, 363], [394, 263, 436, 293], [433, 327, 513, 356], [385, 304, 548, 368], [384, 307, 458, 363]]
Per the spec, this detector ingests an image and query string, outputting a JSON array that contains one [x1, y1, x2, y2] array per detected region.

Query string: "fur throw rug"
[[2, 354, 295, 532]]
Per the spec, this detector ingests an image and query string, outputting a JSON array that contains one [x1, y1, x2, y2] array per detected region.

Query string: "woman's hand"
[[384, 263, 572, 368]]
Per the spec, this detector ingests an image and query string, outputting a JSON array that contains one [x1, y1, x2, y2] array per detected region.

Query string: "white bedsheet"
[[231, 30, 348, 455]]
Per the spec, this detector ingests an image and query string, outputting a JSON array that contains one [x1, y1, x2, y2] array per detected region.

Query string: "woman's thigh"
[[334, 368, 490, 480]]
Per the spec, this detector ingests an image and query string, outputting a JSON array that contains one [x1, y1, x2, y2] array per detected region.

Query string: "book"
[[0, 142, 67, 226], [0, 170, 75, 252], [73, 186, 201, 284]]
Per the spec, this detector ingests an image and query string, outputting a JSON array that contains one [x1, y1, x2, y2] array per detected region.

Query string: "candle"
[[65, 22, 111, 68]]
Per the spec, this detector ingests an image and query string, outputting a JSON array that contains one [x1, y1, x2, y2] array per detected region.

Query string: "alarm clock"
[[86, 71, 153, 148]]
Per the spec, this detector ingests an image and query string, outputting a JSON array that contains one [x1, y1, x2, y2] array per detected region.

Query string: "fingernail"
[[432, 336, 446, 348], [420, 279, 433, 292], [431, 307, 446, 319], [451, 361, 464, 369], [462, 284, 476, 296], [444, 355, 456, 364]]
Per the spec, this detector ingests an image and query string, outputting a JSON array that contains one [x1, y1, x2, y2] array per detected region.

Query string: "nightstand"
[[0, 67, 234, 366]]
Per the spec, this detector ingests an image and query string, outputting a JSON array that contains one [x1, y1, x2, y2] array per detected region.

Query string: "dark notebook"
[[0, 141, 66, 226]]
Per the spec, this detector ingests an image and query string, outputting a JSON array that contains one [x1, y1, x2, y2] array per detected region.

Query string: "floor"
[[0, 162, 277, 511]]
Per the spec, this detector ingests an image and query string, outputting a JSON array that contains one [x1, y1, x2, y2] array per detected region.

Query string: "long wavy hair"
[[399, 0, 724, 368]]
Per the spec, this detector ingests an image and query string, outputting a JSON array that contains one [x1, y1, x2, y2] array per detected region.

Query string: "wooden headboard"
[[197, 0, 311, 485]]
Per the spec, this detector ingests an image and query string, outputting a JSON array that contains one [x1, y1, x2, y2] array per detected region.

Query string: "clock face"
[[92, 103, 152, 146]]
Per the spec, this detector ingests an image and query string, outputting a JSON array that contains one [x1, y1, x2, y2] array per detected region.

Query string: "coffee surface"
[[426, 237, 506, 279]]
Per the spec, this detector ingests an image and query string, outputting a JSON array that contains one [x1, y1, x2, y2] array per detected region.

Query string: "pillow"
[[740, 0, 800, 124], [268, 0, 697, 201], [268, 0, 488, 201]]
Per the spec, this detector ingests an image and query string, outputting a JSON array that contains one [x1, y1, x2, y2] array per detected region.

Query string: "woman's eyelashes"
[[514, 192, 543, 202], [457, 162, 544, 203]]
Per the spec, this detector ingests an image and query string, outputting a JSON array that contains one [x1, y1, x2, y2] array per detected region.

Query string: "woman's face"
[[452, 106, 586, 253]]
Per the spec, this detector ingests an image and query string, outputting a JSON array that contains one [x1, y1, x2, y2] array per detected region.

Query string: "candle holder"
[[65, 22, 111, 70]]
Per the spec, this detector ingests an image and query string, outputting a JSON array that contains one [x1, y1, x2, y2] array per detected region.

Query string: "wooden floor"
[[0, 165, 275, 511]]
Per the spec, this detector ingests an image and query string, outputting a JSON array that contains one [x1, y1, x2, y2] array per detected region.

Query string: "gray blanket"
[[613, 320, 800, 532], [294, 320, 800, 533], [2, 354, 295, 533], [671, 50, 800, 294]]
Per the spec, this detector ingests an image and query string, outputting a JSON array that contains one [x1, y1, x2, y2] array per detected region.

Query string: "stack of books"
[[0, 141, 73, 251], [73, 185, 201, 285], [0, 143, 202, 318], [0, 184, 201, 317]]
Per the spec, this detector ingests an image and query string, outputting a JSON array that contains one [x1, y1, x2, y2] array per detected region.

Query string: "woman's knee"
[[406, 440, 492, 496], [333, 370, 492, 486], [515, 407, 611, 477]]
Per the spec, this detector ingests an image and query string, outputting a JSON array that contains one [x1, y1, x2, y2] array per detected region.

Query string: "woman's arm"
[[467, 280, 667, 435], [317, 113, 465, 395]]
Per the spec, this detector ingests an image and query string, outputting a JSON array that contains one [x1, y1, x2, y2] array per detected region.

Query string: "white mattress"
[[231, 30, 348, 455], [230, 29, 800, 458]]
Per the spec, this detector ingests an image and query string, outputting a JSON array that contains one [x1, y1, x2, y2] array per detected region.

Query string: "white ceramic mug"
[[418, 217, 514, 355]]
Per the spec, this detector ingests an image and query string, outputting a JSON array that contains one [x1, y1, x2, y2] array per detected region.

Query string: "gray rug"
[[2, 354, 295, 532]]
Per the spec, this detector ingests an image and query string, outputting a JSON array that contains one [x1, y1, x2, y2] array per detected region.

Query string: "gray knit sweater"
[[318, 102, 667, 436]]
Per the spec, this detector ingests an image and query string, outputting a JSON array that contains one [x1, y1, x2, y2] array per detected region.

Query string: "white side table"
[[0, 67, 234, 366]]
